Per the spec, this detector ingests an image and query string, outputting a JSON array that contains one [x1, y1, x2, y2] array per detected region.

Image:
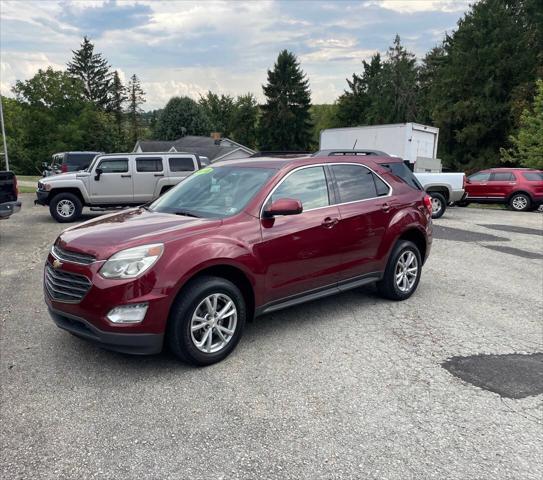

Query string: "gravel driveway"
[[1, 195, 542, 479]]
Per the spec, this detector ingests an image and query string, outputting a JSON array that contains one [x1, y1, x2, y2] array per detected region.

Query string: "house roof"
[[134, 136, 254, 161]]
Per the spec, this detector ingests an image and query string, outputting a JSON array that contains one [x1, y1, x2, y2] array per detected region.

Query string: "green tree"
[[424, 0, 543, 170], [310, 104, 339, 146], [230, 93, 259, 148], [258, 50, 313, 150], [154, 96, 211, 140], [67, 36, 112, 109], [199, 91, 236, 136], [109, 71, 127, 139], [127, 74, 146, 145], [502, 79, 543, 168]]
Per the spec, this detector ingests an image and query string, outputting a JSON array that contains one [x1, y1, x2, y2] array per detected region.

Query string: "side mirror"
[[263, 198, 303, 217], [94, 167, 103, 181]]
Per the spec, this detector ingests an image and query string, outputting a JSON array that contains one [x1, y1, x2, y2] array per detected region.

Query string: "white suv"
[[35, 152, 201, 222]]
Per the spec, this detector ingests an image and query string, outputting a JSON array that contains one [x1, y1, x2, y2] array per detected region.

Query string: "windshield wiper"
[[173, 210, 200, 218]]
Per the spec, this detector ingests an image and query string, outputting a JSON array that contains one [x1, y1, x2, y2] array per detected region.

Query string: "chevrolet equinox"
[[45, 155, 433, 365]]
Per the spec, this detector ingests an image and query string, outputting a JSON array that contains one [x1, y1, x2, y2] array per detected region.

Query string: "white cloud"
[[364, 0, 473, 14]]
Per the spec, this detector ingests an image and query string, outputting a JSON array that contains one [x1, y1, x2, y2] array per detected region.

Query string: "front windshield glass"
[[150, 166, 277, 218]]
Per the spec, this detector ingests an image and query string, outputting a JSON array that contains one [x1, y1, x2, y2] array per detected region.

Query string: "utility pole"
[[0, 92, 9, 170]]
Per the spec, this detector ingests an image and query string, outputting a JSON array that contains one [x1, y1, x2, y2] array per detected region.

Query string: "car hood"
[[43, 171, 89, 183], [58, 208, 222, 260]]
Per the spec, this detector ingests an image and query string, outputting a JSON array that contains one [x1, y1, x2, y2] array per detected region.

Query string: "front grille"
[[52, 245, 95, 265], [45, 262, 92, 303]]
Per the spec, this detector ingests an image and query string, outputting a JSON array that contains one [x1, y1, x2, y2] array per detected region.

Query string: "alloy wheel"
[[395, 250, 418, 293], [56, 199, 75, 218], [512, 196, 528, 211], [190, 293, 237, 353], [431, 197, 442, 214]]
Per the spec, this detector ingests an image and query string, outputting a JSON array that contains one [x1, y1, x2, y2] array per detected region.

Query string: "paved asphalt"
[[1, 195, 542, 479]]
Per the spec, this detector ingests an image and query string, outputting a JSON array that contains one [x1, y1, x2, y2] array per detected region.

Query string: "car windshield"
[[150, 166, 277, 218]]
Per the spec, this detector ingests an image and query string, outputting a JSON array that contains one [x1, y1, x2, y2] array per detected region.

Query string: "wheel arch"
[[397, 227, 428, 263], [49, 188, 86, 205], [506, 190, 533, 202], [425, 185, 450, 202]]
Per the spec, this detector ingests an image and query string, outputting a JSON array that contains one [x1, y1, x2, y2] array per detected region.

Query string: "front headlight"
[[100, 243, 164, 279]]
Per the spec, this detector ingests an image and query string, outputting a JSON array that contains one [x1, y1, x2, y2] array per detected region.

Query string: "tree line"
[[1, 0, 541, 174]]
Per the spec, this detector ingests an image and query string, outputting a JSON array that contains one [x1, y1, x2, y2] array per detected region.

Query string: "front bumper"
[[0, 200, 21, 218], [49, 307, 163, 355], [35, 190, 49, 205]]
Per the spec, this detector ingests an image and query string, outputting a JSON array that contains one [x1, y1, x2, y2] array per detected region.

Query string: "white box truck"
[[320, 123, 439, 166]]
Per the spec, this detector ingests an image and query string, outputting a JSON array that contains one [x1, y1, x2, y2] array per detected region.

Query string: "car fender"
[[158, 235, 263, 311], [49, 179, 90, 203], [377, 206, 429, 263], [155, 175, 188, 197]]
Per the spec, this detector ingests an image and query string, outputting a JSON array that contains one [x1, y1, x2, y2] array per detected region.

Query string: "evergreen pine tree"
[[67, 36, 112, 109], [258, 50, 313, 150], [127, 74, 146, 145], [110, 71, 127, 138]]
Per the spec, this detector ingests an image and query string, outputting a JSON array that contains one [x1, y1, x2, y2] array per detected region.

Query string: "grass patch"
[[18, 175, 41, 182], [18, 186, 36, 193]]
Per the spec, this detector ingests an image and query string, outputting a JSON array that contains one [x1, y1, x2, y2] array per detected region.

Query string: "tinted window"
[[374, 175, 390, 196], [136, 157, 163, 172], [332, 165, 377, 202], [523, 172, 543, 181], [272, 166, 329, 210], [381, 162, 422, 190], [491, 172, 515, 181], [98, 159, 128, 173], [169, 157, 195, 172], [469, 172, 490, 182]]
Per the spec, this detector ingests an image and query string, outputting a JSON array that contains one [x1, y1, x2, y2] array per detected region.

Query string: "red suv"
[[44, 155, 433, 365], [461, 168, 543, 211]]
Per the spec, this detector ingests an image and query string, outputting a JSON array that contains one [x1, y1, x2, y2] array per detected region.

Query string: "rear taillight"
[[423, 194, 432, 214], [61, 163, 68, 173], [462, 174, 467, 189], [13, 175, 18, 197]]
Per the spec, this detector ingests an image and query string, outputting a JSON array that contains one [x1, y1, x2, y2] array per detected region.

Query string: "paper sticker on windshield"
[[195, 167, 213, 175]]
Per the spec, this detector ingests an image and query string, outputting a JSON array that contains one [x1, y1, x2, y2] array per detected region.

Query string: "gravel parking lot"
[[1, 195, 542, 480]]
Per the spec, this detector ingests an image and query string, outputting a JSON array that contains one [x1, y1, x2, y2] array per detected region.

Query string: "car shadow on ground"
[[51, 285, 386, 375]]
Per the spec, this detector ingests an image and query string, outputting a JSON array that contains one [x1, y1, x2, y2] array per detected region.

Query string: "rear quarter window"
[[522, 172, 543, 181], [169, 157, 196, 172], [380, 162, 422, 190]]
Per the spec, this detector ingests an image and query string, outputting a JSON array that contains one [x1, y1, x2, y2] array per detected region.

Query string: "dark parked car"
[[460, 168, 543, 211], [45, 155, 433, 365], [43, 151, 102, 176], [0, 171, 21, 219]]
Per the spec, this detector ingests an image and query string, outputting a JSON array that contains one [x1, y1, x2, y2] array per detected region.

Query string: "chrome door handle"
[[321, 217, 338, 228]]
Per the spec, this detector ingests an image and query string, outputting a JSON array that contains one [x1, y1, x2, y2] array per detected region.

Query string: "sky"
[[0, 0, 475, 110]]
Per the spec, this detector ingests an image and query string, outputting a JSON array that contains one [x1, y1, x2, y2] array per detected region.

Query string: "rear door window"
[[169, 157, 195, 172], [272, 166, 330, 210], [331, 164, 379, 203], [380, 162, 422, 190], [136, 157, 163, 172], [490, 172, 515, 181]]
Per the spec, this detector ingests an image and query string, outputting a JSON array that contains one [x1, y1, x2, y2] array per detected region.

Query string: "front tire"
[[377, 240, 422, 301], [429, 192, 447, 219], [509, 193, 531, 212], [49, 193, 83, 223], [167, 276, 246, 366]]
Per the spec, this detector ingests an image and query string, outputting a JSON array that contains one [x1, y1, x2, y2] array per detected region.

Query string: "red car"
[[45, 155, 433, 365], [461, 168, 543, 211]]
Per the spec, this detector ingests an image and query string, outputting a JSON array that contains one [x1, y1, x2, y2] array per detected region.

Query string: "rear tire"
[[377, 240, 422, 301], [167, 276, 246, 366], [49, 193, 82, 223], [509, 193, 531, 212], [429, 192, 446, 219]]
